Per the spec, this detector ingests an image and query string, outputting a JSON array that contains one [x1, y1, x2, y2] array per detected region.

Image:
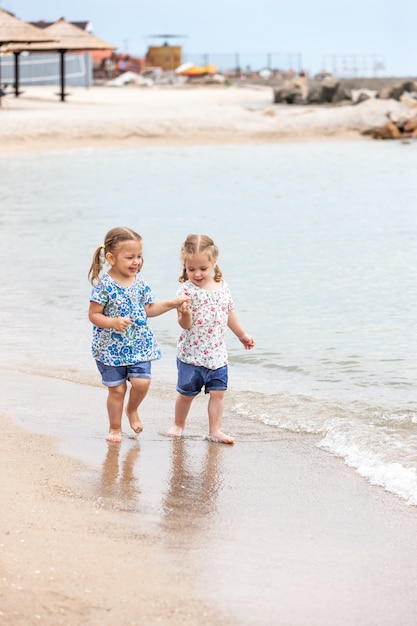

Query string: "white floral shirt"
[[177, 280, 234, 370]]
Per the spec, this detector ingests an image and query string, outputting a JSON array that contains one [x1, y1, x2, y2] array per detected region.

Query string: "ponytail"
[[213, 264, 222, 282], [88, 245, 106, 285], [179, 266, 188, 283]]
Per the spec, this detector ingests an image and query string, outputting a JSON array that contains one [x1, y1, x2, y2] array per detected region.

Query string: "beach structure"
[[146, 44, 181, 70], [4, 17, 116, 101], [30, 20, 114, 69], [31, 20, 94, 33], [145, 35, 185, 71], [0, 8, 56, 105]]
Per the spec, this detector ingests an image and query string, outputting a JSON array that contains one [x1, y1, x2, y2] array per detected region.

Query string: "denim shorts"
[[95, 361, 152, 387], [176, 358, 228, 396]]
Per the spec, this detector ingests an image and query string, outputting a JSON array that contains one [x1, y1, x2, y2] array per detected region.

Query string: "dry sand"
[[0, 83, 410, 153], [1, 86, 417, 625]]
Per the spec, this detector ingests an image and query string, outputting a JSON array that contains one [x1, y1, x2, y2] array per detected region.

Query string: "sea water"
[[1, 140, 416, 504]]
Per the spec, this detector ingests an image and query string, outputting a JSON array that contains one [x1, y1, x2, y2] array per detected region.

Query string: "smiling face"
[[106, 240, 143, 285], [184, 251, 216, 289]]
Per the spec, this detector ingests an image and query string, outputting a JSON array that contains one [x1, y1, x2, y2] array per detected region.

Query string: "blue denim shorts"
[[176, 358, 228, 396], [95, 361, 152, 387]]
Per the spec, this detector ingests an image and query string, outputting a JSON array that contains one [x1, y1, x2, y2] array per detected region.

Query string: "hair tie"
[[101, 244, 106, 249]]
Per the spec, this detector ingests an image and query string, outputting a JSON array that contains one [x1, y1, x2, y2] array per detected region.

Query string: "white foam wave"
[[319, 434, 417, 506], [231, 396, 417, 506]]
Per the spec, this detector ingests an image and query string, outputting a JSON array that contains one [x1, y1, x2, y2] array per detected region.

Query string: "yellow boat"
[[176, 63, 217, 77]]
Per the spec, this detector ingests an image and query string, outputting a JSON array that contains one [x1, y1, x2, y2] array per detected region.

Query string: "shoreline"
[[0, 84, 407, 154], [0, 406, 233, 626], [0, 128, 364, 154], [1, 369, 417, 625]]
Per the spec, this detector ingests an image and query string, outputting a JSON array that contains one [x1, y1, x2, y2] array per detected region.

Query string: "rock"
[[377, 87, 392, 100], [370, 121, 402, 139], [273, 77, 308, 104], [332, 86, 352, 103], [319, 78, 340, 103], [351, 89, 377, 104], [386, 110, 401, 123], [354, 92, 371, 105], [389, 81, 417, 100], [403, 117, 417, 132], [399, 93, 417, 108], [305, 78, 342, 103], [306, 83, 322, 103]]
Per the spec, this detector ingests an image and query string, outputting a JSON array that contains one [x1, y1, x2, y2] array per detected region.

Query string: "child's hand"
[[176, 295, 190, 311], [113, 316, 132, 332], [177, 297, 192, 329], [239, 333, 255, 350]]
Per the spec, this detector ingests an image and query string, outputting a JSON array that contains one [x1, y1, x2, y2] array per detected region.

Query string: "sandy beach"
[[0, 83, 411, 153], [1, 370, 417, 625], [1, 84, 417, 625]]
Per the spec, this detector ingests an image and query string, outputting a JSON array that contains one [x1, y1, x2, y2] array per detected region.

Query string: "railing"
[[181, 52, 388, 78], [0, 52, 92, 87], [321, 54, 386, 78], [182, 52, 303, 74]]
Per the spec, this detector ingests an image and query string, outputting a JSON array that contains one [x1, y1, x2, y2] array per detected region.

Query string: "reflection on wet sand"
[[97, 442, 141, 511], [162, 439, 223, 536]]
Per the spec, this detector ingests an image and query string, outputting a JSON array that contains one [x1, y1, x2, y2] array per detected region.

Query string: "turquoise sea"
[[1, 140, 416, 504]]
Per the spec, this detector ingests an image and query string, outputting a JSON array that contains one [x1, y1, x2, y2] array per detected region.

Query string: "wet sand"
[[1, 369, 417, 625], [0, 83, 410, 153]]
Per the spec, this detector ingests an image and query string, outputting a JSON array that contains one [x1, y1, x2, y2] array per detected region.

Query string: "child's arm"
[[88, 301, 132, 332], [177, 299, 192, 329], [227, 310, 255, 350], [145, 295, 189, 318]]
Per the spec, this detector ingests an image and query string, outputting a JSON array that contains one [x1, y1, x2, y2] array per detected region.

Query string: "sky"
[[2, 0, 416, 77]]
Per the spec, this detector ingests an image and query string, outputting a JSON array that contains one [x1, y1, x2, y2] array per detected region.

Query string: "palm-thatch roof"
[[1, 15, 116, 103], [4, 17, 116, 52], [0, 8, 56, 45]]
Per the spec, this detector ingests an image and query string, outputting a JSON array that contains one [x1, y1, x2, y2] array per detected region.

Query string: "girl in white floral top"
[[167, 234, 255, 444]]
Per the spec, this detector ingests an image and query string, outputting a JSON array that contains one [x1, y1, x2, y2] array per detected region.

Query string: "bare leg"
[[166, 393, 194, 437], [208, 390, 234, 444], [126, 377, 151, 435], [106, 383, 127, 443]]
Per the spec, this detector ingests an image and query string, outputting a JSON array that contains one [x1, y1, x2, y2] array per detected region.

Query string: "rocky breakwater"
[[273, 77, 417, 140], [362, 91, 417, 140]]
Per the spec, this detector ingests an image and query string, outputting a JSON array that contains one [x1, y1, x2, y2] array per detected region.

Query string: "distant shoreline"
[[0, 129, 364, 154], [0, 84, 409, 154]]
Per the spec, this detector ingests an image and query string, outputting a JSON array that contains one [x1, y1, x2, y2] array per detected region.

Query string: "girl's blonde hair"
[[179, 234, 222, 283], [88, 226, 142, 285]]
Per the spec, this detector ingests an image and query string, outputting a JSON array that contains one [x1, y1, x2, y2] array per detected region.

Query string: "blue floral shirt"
[[90, 273, 161, 366]]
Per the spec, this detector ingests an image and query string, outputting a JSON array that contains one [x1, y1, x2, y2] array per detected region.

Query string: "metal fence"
[[181, 52, 388, 78], [182, 52, 303, 74], [321, 54, 386, 78], [0, 52, 92, 87]]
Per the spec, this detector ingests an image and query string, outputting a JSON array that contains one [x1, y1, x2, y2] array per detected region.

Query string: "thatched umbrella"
[[0, 8, 56, 104], [6, 17, 116, 101]]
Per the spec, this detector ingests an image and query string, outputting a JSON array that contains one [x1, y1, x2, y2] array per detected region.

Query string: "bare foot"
[[126, 408, 143, 435], [106, 429, 122, 443], [206, 430, 234, 444], [166, 425, 184, 438]]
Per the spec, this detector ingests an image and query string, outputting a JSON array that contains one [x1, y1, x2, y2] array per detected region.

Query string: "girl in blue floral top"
[[88, 226, 188, 443], [166, 234, 255, 444]]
